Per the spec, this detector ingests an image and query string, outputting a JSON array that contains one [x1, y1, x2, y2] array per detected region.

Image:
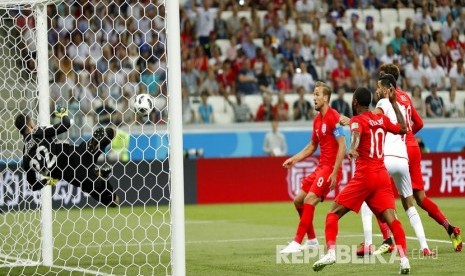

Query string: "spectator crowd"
[[12, 0, 465, 129]]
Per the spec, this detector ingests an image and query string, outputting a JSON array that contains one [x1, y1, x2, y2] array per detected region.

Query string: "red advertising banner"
[[196, 153, 465, 204]]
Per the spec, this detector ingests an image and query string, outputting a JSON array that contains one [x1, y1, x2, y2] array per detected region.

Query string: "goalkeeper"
[[14, 108, 119, 206]]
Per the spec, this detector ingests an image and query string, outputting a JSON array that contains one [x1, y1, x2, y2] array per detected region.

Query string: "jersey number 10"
[[369, 128, 385, 158]]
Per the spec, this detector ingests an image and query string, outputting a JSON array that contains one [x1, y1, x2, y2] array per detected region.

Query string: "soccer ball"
[[133, 94, 154, 116]]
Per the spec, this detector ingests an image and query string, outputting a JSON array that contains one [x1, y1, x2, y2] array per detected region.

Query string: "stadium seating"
[[363, 9, 381, 23], [380, 8, 399, 23], [398, 8, 416, 22]]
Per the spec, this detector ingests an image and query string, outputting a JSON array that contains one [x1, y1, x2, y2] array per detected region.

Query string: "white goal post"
[[0, 0, 185, 274]]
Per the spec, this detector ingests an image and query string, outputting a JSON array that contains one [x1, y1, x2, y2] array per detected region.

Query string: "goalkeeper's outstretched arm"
[[33, 110, 71, 139]]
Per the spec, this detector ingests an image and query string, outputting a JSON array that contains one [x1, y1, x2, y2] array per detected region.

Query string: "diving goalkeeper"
[[14, 108, 119, 206]]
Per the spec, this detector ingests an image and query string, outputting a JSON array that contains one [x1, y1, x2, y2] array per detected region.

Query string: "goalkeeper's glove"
[[39, 174, 59, 186], [54, 107, 68, 119]]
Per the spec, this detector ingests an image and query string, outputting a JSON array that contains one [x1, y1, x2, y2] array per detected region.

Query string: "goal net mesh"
[[0, 0, 171, 275]]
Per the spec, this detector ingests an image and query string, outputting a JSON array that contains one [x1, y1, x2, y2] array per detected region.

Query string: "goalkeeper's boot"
[[356, 243, 373, 257], [450, 227, 462, 252], [373, 238, 394, 255], [279, 241, 301, 254], [300, 238, 319, 250], [312, 249, 336, 272], [399, 257, 410, 274]]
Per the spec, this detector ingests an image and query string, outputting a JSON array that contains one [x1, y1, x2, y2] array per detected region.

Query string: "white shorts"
[[384, 156, 413, 198]]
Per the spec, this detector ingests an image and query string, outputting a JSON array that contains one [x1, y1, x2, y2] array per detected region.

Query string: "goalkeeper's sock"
[[325, 213, 339, 251], [293, 203, 315, 243], [376, 217, 391, 240], [419, 197, 450, 231], [361, 202, 373, 246], [389, 219, 407, 258]]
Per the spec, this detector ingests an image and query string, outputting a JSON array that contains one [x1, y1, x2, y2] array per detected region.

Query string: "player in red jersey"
[[313, 83, 411, 274], [373, 64, 462, 253], [280, 81, 346, 253]]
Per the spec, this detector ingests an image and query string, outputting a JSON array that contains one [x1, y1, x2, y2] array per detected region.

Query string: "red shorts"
[[407, 144, 424, 191], [301, 165, 342, 200], [335, 169, 395, 217]]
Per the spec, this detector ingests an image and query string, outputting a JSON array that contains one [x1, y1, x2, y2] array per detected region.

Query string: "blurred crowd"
[[14, 0, 167, 133], [179, 0, 465, 123], [11, 0, 465, 129]]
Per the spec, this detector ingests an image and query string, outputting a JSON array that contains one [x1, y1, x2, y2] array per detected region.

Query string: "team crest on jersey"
[[322, 124, 327, 134]]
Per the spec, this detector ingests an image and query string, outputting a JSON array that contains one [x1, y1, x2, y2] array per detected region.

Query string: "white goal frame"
[[0, 0, 186, 274]]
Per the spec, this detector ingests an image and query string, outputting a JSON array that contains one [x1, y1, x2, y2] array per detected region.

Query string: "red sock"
[[376, 217, 391, 240], [293, 203, 315, 243], [389, 219, 407, 258], [325, 213, 339, 250], [420, 197, 450, 230], [295, 205, 303, 218]]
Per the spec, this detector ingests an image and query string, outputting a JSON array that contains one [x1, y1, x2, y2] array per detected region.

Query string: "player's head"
[[352, 87, 372, 115], [378, 64, 400, 81], [313, 81, 332, 111], [377, 73, 397, 99], [14, 113, 34, 137]]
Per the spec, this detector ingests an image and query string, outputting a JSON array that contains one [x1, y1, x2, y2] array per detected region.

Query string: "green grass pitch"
[[0, 198, 463, 275]]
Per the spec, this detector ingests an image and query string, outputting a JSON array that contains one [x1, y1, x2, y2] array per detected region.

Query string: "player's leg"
[[73, 172, 119, 207], [366, 170, 410, 274], [409, 144, 462, 251], [312, 201, 351, 272], [372, 215, 394, 255], [297, 166, 341, 250], [293, 191, 321, 250], [280, 172, 314, 253], [313, 175, 367, 272], [387, 156, 431, 254], [293, 190, 306, 218], [414, 189, 462, 252], [357, 202, 374, 256], [379, 209, 411, 275]]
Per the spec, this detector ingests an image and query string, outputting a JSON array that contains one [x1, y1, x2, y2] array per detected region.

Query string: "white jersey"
[[376, 98, 408, 159]]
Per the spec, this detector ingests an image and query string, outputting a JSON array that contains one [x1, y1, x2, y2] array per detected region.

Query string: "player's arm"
[[410, 102, 424, 134], [371, 107, 384, 114], [33, 110, 71, 139], [388, 86, 406, 134], [390, 101, 407, 135], [348, 128, 360, 160], [339, 114, 350, 126], [327, 129, 346, 190], [282, 140, 317, 169]]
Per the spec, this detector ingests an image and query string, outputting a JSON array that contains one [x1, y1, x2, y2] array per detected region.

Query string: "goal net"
[[0, 0, 184, 275]]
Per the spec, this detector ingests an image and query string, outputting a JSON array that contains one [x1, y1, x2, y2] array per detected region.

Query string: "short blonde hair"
[[315, 81, 333, 101]]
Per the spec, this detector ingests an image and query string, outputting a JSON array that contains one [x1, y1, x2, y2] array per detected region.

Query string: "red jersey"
[[350, 111, 401, 172], [311, 107, 343, 167], [395, 88, 424, 147]]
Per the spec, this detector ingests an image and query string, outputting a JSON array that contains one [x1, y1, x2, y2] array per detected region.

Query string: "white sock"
[[361, 202, 373, 246], [406, 206, 428, 249]]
